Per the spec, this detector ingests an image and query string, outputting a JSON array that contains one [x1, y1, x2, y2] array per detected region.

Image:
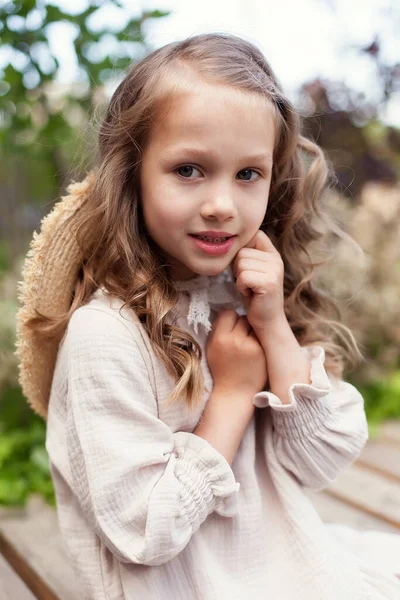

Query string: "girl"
[[16, 33, 400, 599]]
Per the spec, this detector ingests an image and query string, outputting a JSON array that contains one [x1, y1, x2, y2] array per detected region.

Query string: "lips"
[[189, 235, 236, 255]]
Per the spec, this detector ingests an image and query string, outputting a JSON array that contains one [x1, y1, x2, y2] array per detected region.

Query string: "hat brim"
[[15, 172, 95, 419]]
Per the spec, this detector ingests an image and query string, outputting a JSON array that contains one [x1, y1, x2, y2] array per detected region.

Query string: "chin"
[[169, 254, 232, 281], [195, 261, 230, 278]]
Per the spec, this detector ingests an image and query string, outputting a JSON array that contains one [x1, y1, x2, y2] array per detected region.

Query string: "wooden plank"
[[0, 495, 80, 600], [325, 464, 400, 528], [308, 490, 400, 534], [376, 419, 400, 445], [0, 553, 37, 600], [356, 439, 400, 482]]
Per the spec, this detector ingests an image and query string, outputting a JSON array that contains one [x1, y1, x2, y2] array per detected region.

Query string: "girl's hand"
[[199, 310, 269, 465], [232, 230, 285, 336], [206, 310, 268, 401]]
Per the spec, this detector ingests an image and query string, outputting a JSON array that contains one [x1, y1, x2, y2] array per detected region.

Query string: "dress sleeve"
[[64, 306, 240, 566], [252, 346, 369, 491]]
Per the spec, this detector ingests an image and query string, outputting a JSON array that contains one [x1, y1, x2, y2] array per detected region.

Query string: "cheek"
[[142, 190, 189, 233], [242, 198, 269, 230], [160, 207, 188, 229]]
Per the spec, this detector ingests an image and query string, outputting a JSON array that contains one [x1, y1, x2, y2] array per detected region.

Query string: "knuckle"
[[245, 338, 260, 355], [266, 273, 281, 291], [236, 272, 247, 287], [214, 333, 227, 348], [233, 337, 242, 350], [265, 279, 279, 293]]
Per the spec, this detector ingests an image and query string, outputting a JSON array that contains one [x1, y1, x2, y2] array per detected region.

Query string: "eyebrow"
[[166, 146, 272, 164]]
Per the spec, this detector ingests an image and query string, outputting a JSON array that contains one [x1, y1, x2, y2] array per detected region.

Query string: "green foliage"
[[360, 371, 400, 426], [0, 241, 10, 278], [0, 0, 169, 508], [0, 384, 55, 507], [0, 0, 169, 194], [0, 267, 55, 508]]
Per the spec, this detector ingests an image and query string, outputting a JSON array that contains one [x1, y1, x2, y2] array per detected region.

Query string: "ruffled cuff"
[[252, 346, 333, 438], [173, 431, 241, 520]]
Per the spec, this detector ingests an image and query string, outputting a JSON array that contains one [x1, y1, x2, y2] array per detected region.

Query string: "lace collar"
[[173, 265, 246, 334]]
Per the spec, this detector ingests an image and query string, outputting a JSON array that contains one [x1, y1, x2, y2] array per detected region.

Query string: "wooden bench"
[[0, 497, 79, 600], [1, 419, 399, 599], [0, 552, 36, 599]]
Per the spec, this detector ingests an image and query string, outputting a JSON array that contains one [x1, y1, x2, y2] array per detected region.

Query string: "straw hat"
[[15, 172, 95, 420]]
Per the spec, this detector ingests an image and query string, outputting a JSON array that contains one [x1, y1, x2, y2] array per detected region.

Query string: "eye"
[[176, 165, 202, 179], [237, 169, 260, 182]]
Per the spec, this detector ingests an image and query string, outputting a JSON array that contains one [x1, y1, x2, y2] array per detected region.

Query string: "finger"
[[245, 230, 278, 254], [247, 329, 260, 341], [236, 270, 277, 297], [233, 315, 252, 335], [234, 249, 272, 262], [233, 258, 274, 275], [231, 241, 280, 278], [213, 309, 240, 332]]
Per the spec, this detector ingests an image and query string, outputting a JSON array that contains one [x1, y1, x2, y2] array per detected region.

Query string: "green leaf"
[[0, 241, 10, 277], [16, 0, 36, 18], [3, 64, 23, 87], [144, 9, 170, 19], [0, 475, 28, 506], [45, 4, 70, 23], [30, 446, 50, 474], [0, 436, 14, 467]]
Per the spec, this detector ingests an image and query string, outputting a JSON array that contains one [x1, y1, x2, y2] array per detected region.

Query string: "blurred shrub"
[[321, 183, 400, 379], [0, 1, 169, 192], [0, 1, 169, 270], [315, 182, 400, 425], [359, 372, 400, 429], [0, 263, 54, 506], [0, 241, 10, 278], [0, 2, 169, 506]]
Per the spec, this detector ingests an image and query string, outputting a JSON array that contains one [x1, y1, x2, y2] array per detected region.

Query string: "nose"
[[200, 182, 237, 221]]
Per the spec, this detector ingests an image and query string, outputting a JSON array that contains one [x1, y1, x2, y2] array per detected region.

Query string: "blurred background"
[[0, 0, 399, 508]]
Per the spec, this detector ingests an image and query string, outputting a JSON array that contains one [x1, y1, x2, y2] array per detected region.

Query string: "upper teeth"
[[197, 235, 228, 243]]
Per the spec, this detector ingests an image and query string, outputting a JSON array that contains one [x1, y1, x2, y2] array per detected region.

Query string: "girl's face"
[[140, 81, 276, 280]]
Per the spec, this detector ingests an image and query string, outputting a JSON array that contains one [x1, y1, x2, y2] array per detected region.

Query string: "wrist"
[[212, 384, 258, 402], [209, 385, 256, 416], [253, 314, 311, 403], [255, 313, 292, 348], [196, 387, 255, 465]]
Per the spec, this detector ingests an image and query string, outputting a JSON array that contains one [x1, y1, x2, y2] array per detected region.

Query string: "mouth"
[[189, 234, 236, 244], [189, 234, 237, 255]]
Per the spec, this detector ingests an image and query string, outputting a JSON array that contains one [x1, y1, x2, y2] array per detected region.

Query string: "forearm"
[[257, 315, 311, 404], [194, 388, 254, 465]]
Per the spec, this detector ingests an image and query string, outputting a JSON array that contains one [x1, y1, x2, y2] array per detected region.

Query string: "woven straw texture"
[[15, 172, 95, 419]]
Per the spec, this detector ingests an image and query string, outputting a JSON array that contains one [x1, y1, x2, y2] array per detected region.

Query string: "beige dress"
[[45, 267, 400, 599]]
